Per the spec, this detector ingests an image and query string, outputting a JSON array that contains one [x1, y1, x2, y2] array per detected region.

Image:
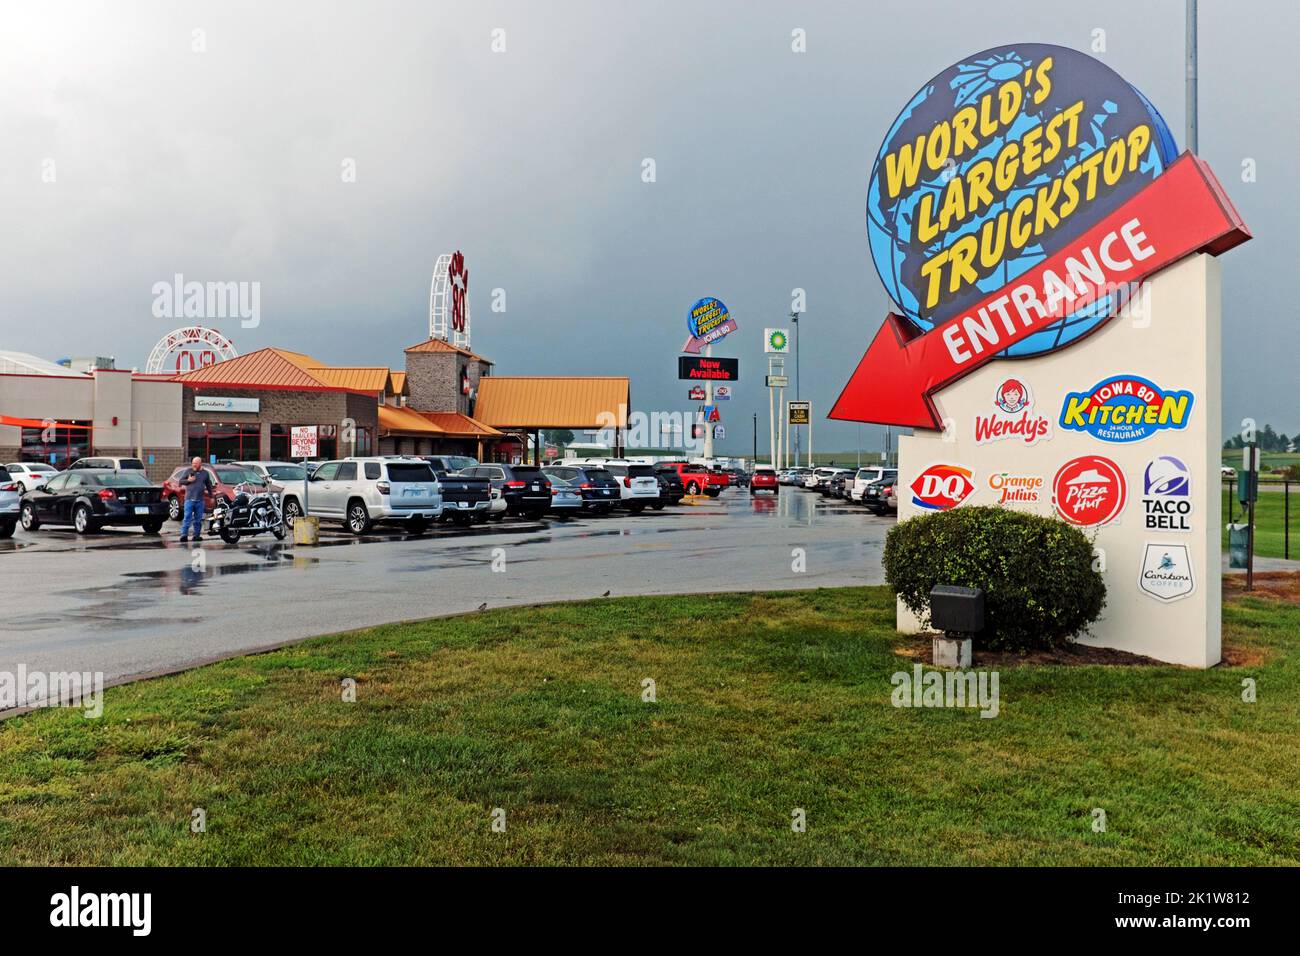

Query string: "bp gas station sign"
[[829, 43, 1250, 667]]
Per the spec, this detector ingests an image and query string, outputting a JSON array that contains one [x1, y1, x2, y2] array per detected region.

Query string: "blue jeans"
[[181, 498, 205, 538]]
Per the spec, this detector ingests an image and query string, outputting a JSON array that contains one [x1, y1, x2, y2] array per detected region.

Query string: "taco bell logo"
[[1142, 455, 1192, 532], [974, 378, 1051, 446]]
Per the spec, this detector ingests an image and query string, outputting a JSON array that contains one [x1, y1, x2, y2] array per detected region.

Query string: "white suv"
[[850, 467, 897, 501], [601, 462, 660, 513], [279, 457, 442, 534], [804, 467, 846, 489]]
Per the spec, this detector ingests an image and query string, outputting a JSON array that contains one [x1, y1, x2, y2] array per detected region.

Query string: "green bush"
[[883, 506, 1106, 650]]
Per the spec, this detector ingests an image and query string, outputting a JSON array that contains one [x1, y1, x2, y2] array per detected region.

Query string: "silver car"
[[543, 473, 584, 515], [278, 457, 442, 534], [233, 460, 307, 495], [0, 465, 20, 538], [4, 462, 58, 493]]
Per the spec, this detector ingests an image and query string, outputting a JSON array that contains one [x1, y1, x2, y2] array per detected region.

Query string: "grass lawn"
[[1, 586, 1297, 866], [1222, 487, 1297, 560]]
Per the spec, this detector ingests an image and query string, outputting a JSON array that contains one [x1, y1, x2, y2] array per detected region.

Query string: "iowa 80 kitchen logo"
[[911, 463, 976, 510], [1052, 455, 1126, 526]]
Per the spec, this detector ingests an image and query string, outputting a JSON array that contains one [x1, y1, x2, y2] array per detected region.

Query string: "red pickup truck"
[[658, 461, 727, 497]]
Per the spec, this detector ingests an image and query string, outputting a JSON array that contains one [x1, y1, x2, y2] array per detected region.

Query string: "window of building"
[[270, 424, 289, 460], [188, 422, 261, 462], [21, 420, 92, 468]]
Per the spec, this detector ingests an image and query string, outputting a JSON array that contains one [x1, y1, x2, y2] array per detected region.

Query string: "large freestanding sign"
[[829, 43, 1250, 667]]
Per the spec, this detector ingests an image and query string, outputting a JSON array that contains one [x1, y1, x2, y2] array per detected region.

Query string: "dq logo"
[[911, 463, 976, 510], [974, 378, 1052, 446], [1059, 375, 1193, 443], [1052, 455, 1126, 526]]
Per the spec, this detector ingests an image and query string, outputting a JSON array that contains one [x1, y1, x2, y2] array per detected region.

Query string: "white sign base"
[[896, 254, 1222, 667]]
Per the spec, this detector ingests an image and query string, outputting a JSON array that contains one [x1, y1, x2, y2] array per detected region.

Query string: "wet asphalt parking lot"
[[0, 487, 892, 699]]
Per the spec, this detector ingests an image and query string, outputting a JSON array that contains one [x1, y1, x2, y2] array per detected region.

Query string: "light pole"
[[1186, 0, 1198, 154], [791, 310, 802, 465]]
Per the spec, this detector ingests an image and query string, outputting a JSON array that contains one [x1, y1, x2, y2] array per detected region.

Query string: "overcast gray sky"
[[2, 0, 1294, 453]]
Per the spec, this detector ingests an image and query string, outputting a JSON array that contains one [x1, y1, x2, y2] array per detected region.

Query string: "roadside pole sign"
[[714, 425, 726, 440], [290, 425, 318, 517], [290, 425, 318, 458], [764, 328, 790, 353], [765, 375, 788, 388], [682, 296, 738, 353], [688, 385, 707, 401], [678, 356, 738, 381], [827, 42, 1251, 667], [788, 401, 811, 425]]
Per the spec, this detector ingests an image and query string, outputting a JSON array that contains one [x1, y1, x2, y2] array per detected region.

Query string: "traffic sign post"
[[1244, 443, 1259, 590], [290, 426, 318, 517]]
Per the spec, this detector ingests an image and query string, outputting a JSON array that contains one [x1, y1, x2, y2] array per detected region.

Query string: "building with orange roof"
[[2, 325, 632, 476]]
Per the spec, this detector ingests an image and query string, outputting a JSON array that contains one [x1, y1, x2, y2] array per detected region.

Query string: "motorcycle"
[[208, 482, 286, 544]]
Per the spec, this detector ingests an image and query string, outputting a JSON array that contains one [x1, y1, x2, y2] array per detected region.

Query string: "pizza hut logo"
[[974, 378, 1052, 446], [449, 250, 469, 333], [1052, 455, 1127, 526], [910, 463, 975, 510]]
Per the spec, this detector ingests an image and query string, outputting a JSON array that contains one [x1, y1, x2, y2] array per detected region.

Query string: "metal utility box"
[[929, 585, 985, 635]]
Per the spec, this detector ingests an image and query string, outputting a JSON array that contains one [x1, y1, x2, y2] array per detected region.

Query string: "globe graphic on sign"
[[866, 44, 1178, 358]]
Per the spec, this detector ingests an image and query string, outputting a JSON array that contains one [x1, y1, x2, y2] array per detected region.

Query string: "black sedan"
[[465, 464, 552, 519], [652, 466, 685, 507], [861, 477, 898, 516], [20, 468, 168, 534]]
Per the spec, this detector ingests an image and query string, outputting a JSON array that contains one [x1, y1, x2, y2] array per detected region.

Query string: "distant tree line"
[[1223, 424, 1294, 452]]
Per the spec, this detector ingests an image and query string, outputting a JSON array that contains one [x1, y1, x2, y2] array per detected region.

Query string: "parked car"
[[464, 464, 552, 519], [781, 467, 813, 486], [861, 477, 899, 516], [544, 474, 585, 515], [1221, 466, 1236, 478], [652, 466, 685, 507], [816, 468, 854, 495], [805, 467, 850, 491], [234, 460, 308, 495], [19, 468, 167, 534], [850, 467, 897, 502], [0, 466, 21, 538], [727, 468, 750, 488], [66, 456, 147, 472], [542, 465, 621, 513], [3, 462, 58, 493], [750, 467, 778, 495], [602, 463, 660, 513], [279, 457, 443, 534], [422, 455, 481, 474], [425, 463, 492, 525], [658, 461, 726, 497], [828, 472, 851, 498], [162, 464, 269, 521]]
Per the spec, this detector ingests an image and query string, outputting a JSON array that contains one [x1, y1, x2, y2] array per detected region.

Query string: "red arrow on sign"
[[829, 154, 1250, 430]]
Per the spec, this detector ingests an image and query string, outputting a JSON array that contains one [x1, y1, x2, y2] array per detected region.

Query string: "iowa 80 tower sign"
[[830, 44, 1250, 666]]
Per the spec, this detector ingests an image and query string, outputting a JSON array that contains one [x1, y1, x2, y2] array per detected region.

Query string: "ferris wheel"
[[145, 326, 238, 374], [429, 250, 471, 349]]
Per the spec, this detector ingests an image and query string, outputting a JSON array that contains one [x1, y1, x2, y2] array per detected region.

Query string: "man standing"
[[179, 456, 212, 542]]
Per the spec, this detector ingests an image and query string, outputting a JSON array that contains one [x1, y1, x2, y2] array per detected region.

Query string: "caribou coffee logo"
[[1142, 455, 1192, 532], [911, 463, 976, 510], [1139, 542, 1195, 602], [974, 378, 1052, 446]]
